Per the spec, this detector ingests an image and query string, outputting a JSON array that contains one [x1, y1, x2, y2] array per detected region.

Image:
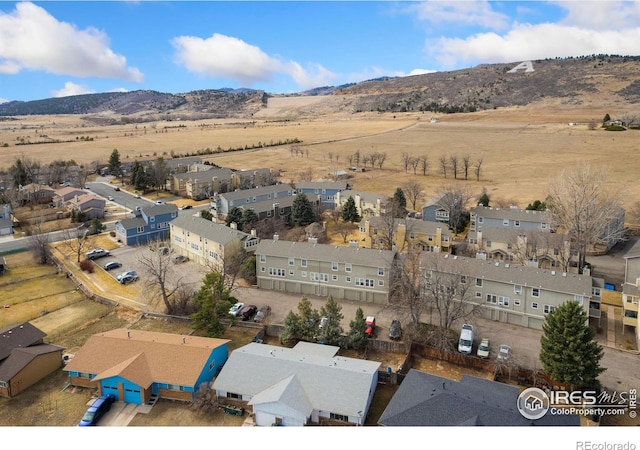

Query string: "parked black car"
[[389, 320, 402, 340], [241, 304, 258, 321]]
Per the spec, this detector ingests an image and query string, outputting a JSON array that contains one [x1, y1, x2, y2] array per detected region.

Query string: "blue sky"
[[0, 1, 639, 103]]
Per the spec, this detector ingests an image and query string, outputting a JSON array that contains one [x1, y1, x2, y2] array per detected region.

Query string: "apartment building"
[[335, 190, 389, 218], [254, 238, 396, 304], [169, 215, 259, 272], [295, 181, 349, 209], [359, 217, 452, 253], [217, 184, 294, 216], [419, 252, 603, 330], [470, 206, 552, 232]]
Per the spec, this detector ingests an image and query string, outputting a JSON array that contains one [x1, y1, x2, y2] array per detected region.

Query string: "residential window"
[[503, 219, 509, 226], [592, 288, 601, 297], [378, 267, 385, 276], [0, 381, 6, 388], [486, 240, 492, 248], [373, 228, 378, 235], [260, 267, 265, 272], [346, 276, 351, 283], [531, 302, 539, 309], [460, 275, 467, 284], [475, 278, 483, 287], [260, 255, 266, 263], [410, 232, 415, 239], [288, 258, 295, 266], [332, 275, 338, 281], [499, 296, 510, 306], [378, 280, 384, 287], [514, 285, 522, 295], [345, 263, 352, 272], [267, 211, 272, 217], [301, 271, 307, 278], [475, 292, 482, 298], [486, 294, 497, 304], [167, 384, 185, 391], [543, 304, 555, 314], [356, 278, 374, 287], [478, 217, 484, 224], [137, 226, 145, 233], [290, 270, 295, 276], [514, 220, 520, 227], [574, 295, 583, 305], [301, 259, 307, 268], [330, 413, 349, 422], [532, 288, 540, 297], [514, 299, 521, 307], [209, 361, 215, 371], [541, 223, 549, 230], [332, 262, 338, 271]]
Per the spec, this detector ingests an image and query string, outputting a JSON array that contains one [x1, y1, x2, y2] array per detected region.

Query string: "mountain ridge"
[[1, 55, 638, 121]]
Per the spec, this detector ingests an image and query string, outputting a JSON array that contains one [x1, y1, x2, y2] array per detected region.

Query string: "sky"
[[0, 1, 639, 103]]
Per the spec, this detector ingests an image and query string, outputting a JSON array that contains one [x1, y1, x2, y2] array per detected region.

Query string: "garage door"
[[124, 387, 142, 404], [102, 384, 119, 400]]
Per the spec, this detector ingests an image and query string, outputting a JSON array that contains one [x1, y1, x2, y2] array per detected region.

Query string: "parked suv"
[[116, 270, 137, 282], [78, 394, 115, 426], [389, 320, 402, 341], [458, 324, 474, 354], [241, 305, 258, 321], [86, 248, 110, 260], [365, 316, 376, 338]]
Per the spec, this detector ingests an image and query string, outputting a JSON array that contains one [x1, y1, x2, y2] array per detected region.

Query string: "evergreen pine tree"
[[108, 149, 122, 180], [319, 296, 344, 346], [225, 207, 244, 228], [393, 187, 407, 209], [341, 196, 361, 223], [291, 193, 315, 226], [540, 300, 605, 389], [348, 307, 369, 350]]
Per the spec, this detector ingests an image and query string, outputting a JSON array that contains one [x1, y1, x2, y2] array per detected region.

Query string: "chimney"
[[230, 222, 237, 230], [308, 236, 318, 244], [273, 233, 279, 241], [251, 228, 256, 237]]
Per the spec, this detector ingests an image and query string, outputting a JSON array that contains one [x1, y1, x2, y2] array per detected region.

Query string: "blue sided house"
[[63, 329, 230, 405], [114, 204, 178, 246]]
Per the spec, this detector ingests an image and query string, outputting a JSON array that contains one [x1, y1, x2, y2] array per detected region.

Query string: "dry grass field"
[[2, 99, 639, 211]]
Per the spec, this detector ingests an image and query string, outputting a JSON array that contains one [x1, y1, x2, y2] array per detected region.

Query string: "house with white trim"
[[212, 341, 380, 426]]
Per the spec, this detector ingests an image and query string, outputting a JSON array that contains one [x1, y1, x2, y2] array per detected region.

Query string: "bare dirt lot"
[[1, 101, 639, 210]]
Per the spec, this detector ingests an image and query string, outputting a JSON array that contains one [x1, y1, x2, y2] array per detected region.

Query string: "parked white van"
[[458, 324, 474, 354]]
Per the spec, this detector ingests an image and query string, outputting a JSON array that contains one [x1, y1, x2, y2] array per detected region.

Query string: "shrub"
[[110, 231, 116, 237], [79, 259, 94, 273]]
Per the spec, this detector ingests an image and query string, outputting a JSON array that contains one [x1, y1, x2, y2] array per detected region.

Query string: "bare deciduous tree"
[[401, 152, 411, 173], [474, 157, 483, 181], [439, 155, 448, 178], [449, 154, 459, 179], [437, 184, 472, 233], [402, 180, 424, 211], [410, 157, 420, 175], [376, 151, 387, 169], [335, 221, 357, 244], [61, 227, 91, 263], [27, 216, 52, 264], [462, 154, 471, 180], [419, 155, 429, 176], [547, 163, 625, 273], [138, 240, 183, 314]]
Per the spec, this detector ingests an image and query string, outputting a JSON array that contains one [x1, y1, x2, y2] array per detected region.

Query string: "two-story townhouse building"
[[359, 217, 452, 253], [184, 168, 235, 200], [621, 240, 640, 346], [254, 238, 396, 304], [467, 227, 574, 271], [295, 181, 349, 209], [469, 206, 552, 232], [115, 204, 179, 246], [421, 193, 451, 225], [170, 215, 259, 272], [217, 184, 294, 217], [232, 168, 278, 190], [164, 156, 203, 174], [335, 190, 389, 218], [235, 193, 321, 223], [419, 252, 603, 330]]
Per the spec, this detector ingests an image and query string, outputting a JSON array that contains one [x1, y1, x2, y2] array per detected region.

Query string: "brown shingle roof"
[[64, 329, 229, 387]]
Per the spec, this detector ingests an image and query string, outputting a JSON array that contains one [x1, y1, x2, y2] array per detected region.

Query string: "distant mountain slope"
[[0, 55, 638, 121]]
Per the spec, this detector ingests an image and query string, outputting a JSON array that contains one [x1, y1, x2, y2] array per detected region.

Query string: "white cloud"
[[429, 21, 640, 69], [555, 0, 640, 30], [171, 33, 336, 90], [408, 0, 510, 30], [0, 2, 143, 81], [52, 82, 95, 98], [0, 98, 9, 104]]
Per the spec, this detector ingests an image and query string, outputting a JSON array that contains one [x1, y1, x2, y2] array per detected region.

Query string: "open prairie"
[[1, 97, 638, 209]]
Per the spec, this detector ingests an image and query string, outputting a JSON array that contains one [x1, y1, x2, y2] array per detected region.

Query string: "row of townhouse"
[[294, 181, 349, 209], [419, 252, 604, 330], [254, 238, 395, 305], [358, 217, 453, 253], [216, 184, 296, 216], [168, 166, 277, 199], [232, 193, 321, 223]]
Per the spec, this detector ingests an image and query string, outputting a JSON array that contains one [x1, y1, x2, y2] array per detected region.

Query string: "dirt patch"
[[411, 355, 494, 381]]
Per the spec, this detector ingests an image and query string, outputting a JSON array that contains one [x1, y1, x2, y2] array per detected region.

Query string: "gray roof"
[[118, 216, 146, 230], [624, 239, 640, 259], [142, 203, 179, 216], [255, 239, 396, 268], [471, 205, 551, 223], [468, 227, 569, 244], [296, 181, 348, 190], [220, 184, 293, 202], [419, 252, 593, 295], [237, 194, 319, 215], [0, 323, 47, 360], [170, 215, 256, 245], [340, 189, 389, 204], [378, 369, 579, 426], [165, 156, 202, 169], [212, 342, 380, 418], [361, 217, 452, 237], [172, 168, 233, 182]]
